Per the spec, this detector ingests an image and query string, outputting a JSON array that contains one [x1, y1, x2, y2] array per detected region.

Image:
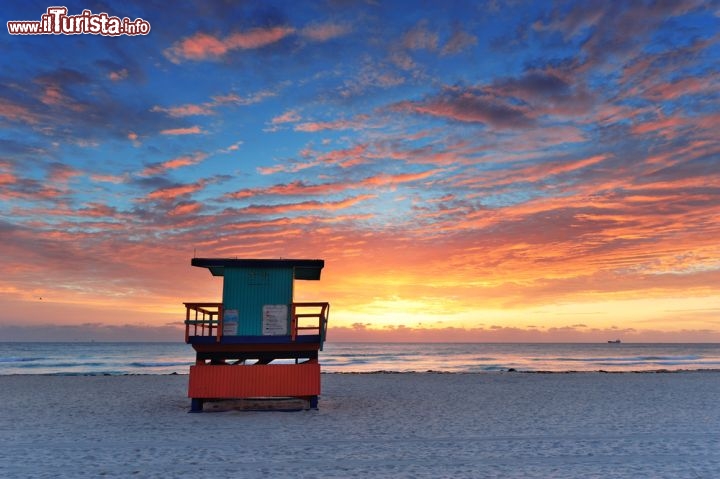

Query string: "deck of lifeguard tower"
[[183, 258, 329, 411]]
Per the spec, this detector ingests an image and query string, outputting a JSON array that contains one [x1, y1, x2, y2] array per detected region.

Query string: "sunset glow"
[[1, 1, 719, 342]]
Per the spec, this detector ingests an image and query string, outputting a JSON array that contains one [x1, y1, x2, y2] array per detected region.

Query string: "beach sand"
[[1, 372, 719, 478]]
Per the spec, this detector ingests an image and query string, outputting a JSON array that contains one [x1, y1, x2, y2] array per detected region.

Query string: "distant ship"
[[607, 339, 622, 344]]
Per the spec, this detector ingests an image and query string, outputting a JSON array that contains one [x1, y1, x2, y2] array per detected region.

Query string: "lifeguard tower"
[[183, 258, 329, 411]]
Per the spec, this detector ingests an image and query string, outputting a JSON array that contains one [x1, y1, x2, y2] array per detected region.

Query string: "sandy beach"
[[2, 372, 719, 478]]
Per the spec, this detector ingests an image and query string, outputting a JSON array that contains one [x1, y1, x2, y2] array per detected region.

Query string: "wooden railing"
[[184, 301, 329, 345], [184, 303, 223, 343], [291, 302, 330, 346]]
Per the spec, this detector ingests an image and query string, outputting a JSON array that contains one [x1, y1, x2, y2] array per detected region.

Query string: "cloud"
[[145, 181, 208, 201], [160, 126, 204, 135], [0, 97, 40, 124], [226, 169, 442, 200], [151, 104, 214, 117], [226, 180, 347, 200], [631, 115, 686, 138], [301, 21, 351, 41], [152, 88, 280, 123], [77, 202, 119, 218], [533, 0, 707, 72], [1, 66, 173, 144], [271, 109, 301, 124], [169, 201, 202, 216], [401, 20, 477, 56], [127, 131, 140, 146], [140, 152, 208, 176], [0, 170, 65, 202], [294, 115, 370, 132], [238, 193, 376, 216], [219, 140, 243, 153], [0, 323, 184, 342], [47, 163, 81, 183], [164, 26, 296, 62], [442, 24, 478, 55], [212, 89, 279, 106], [108, 68, 129, 81], [328, 323, 720, 343], [402, 20, 439, 51], [394, 86, 534, 128], [642, 77, 712, 101]]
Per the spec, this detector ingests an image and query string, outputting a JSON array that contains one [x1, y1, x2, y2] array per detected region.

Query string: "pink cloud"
[[643, 77, 710, 101], [78, 203, 119, 218], [212, 89, 278, 106], [240, 193, 376, 216], [0, 172, 18, 185], [442, 26, 477, 55], [394, 88, 533, 128], [271, 110, 301, 124], [40, 85, 65, 106], [146, 182, 206, 201], [403, 20, 439, 51], [108, 69, 128, 81], [327, 324, 720, 343], [48, 163, 81, 183], [160, 126, 204, 135], [152, 104, 214, 117], [0, 98, 40, 124], [226, 180, 347, 200], [631, 116, 685, 138], [169, 202, 202, 216], [165, 26, 295, 62], [301, 22, 351, 41], [140, 152, 208, 176], [294, 115, 369, 132], [508, 154, 608, 184], [359, 169, 442, 187], [226, 169, 442, 200], [90, 173, 126, 184]]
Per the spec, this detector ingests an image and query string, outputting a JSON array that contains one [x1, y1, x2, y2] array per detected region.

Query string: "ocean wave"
[[5, 361, 108, 369], [0, 357, 44, 363], [547, 355, 703, 363], [128, 361, 191, 368]]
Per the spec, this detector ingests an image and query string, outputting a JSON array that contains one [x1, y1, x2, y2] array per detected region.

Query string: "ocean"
[[1, 342, 719, 375]]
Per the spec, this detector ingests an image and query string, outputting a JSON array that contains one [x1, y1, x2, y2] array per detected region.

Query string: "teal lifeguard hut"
[[183, 258, 329, 411]]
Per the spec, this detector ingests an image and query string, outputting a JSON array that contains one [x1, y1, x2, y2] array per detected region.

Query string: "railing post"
[[291, 303, 297, 341], [217, 304, 223, 342], [185, 305, 190, 343]]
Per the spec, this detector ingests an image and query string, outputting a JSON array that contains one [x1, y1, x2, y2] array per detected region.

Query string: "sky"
[[1, 0, 719, 342]]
